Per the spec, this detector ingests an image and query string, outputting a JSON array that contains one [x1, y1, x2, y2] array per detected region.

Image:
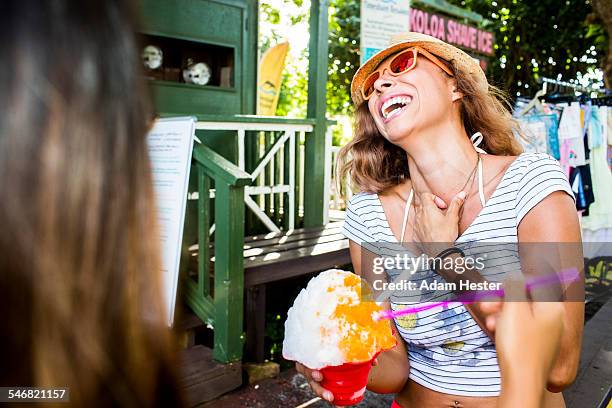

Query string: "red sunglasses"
[[361, 47, 454, 101]]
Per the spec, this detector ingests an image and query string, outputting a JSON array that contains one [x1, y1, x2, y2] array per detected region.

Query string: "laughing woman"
[[296, 33, 583, 407]]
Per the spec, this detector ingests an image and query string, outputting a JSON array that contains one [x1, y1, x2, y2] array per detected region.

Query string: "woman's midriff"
[[394, 380, 497, 408], [393, 379, 567, 408]]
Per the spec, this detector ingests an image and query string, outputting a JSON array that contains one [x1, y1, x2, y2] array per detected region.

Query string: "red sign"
[[409, 8, 494, 56]]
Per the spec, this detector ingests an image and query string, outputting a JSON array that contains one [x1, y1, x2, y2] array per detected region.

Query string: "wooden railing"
[[195, 116, 314, 233], [192, 115, 334, 233], [180, 115, 333, 363], [183, 143, 250, 363]]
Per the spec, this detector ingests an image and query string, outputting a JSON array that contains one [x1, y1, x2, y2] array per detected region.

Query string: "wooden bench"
[[243, 221, 350, 362]]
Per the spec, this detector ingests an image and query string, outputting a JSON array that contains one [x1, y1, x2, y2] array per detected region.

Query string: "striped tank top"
[[340, 152, 574, 396]]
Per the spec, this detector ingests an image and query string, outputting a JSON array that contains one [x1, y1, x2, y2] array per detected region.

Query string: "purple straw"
[[374, 268, 580, 321]]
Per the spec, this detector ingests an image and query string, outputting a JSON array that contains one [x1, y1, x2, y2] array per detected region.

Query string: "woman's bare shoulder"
[[487, 154, 520, 166]]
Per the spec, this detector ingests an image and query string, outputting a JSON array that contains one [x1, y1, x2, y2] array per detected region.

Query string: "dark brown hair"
[[0, 1, 183, 405], [338, 61, 523, 194]]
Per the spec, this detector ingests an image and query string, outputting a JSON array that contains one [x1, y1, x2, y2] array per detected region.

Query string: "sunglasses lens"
[[363, 72, 379, 99], [390, 52, 415, 74]]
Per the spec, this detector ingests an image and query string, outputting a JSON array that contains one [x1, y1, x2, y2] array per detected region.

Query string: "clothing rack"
[[539, 77, 607, 95], [542, 94, 612, 106], [537, 77, 611, 106]]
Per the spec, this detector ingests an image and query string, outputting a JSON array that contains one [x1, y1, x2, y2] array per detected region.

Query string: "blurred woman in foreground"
[[0, 1, 183, 405]]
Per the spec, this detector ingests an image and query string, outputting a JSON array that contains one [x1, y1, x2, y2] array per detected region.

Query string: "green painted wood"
[[183, 278, 216, 325], [304, 0, 330, 227], [196, 129, 238, 165], [180, 164, 200, 277], [213, 182, 245, 362], [140, 0, 259, 174], [141, 0, 245, 44], [152, 83, 240, 115], [198, 170, 211, 296], [192, 144, 251, 187], [184, 143, 248, 362], [244, 0, 258, 114]]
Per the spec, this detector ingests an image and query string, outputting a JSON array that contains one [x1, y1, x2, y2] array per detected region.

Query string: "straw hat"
[[351, 32, 488, 106]]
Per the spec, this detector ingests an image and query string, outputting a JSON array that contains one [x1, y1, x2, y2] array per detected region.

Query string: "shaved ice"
[[282, 269, 396, 369]]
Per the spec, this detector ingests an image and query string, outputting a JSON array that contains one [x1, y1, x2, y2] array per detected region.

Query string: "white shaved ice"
[[282, 269, 361, 369]]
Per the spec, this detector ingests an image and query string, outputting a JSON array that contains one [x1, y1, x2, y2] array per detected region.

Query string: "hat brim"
[[351, 33, 488, 106]]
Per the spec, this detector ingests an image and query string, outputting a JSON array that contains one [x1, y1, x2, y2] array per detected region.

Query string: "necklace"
[[399, 154, 482, 242], [459, 153, 480, 198]]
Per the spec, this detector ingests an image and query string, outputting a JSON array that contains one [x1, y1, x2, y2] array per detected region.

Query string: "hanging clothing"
[[516, 120, 548, 154], [559, 139, 572, 178], [569, 165, 595, 214], [558, 102, 587, 166], [588, 106, 603, 149], [514, 97, 611, 217], [517, 114, 561, 159], [582, 106, 612, 230]]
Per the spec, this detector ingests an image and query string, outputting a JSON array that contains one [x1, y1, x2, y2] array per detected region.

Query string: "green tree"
[[590, 0, 612, 88], [259, 0, 310, 117], [448, 0, 608, 97], [327, 0, 360, 117]]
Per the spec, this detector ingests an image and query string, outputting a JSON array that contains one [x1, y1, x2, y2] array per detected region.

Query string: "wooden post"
[[213, 182, 246, 362], [245, 284, 267, 363], [304, 0, 329, 228]]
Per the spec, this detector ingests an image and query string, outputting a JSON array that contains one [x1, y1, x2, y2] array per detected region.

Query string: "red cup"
[[319, 355, 378, 406]]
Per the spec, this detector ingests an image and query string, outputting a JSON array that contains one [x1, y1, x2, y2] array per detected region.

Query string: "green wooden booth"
[[139, 0, 331, 365]]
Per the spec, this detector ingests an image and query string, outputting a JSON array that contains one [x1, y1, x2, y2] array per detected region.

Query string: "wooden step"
[[180, 345, 242, 407]]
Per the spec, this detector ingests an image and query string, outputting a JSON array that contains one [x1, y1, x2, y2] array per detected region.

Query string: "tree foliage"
[[327, 0, 360, 117], [446, 0, 608, 97], [589, 0, 612, 88], [259, 0, 310, 117], [260, 0, 609, 131], [324, 0, 608, 115]]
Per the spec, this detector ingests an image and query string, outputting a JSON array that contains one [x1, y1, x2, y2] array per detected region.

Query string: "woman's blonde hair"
[[337, 61, 523, 195]]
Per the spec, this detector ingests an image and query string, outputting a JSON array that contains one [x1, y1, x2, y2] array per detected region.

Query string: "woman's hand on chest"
[[413, 191, 466, 249]]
